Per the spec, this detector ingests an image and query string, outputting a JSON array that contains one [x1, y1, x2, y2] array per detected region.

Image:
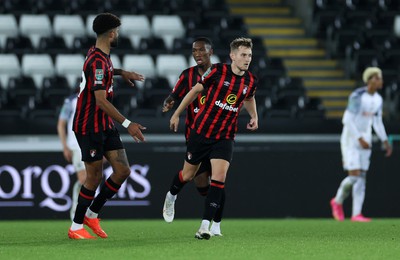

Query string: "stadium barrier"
[[0, 134, 399, 219]]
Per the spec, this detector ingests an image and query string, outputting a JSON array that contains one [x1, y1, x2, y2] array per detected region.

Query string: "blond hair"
[[362, 67, 382, 83]]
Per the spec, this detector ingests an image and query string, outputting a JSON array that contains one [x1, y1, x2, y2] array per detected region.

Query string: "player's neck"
[[197, 62, 212, 75], [230, 63, 245, 76], [367, 85, 376, 95], [95, 39, 111, 55]]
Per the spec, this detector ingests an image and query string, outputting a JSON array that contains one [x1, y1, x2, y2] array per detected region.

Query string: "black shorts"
[[75, 128, 124, 162], [186, 131, 234, 165]]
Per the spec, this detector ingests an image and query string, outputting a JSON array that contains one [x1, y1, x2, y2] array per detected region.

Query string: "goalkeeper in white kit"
[[330, 67, 392, 222]]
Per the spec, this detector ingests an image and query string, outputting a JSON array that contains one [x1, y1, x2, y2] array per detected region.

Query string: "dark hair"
[[92, 13, 121, 35], [230, 37, 253, 52], [193, 37, 213, 48]]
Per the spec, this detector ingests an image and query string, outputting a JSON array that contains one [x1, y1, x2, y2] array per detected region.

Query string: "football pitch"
[[1, 219, 399, 260]]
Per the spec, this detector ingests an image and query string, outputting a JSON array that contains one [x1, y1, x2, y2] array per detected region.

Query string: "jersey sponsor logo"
[[226, 94, 237, 105], [200, 95, 206, 105], [215, 100, 239, 112], [94, 80, 102, 84], [90, 149, 96, 157], [95, 69, 104, 81]]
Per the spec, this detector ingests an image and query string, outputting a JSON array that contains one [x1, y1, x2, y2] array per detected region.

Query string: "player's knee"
[[196, 186, 210, 196]]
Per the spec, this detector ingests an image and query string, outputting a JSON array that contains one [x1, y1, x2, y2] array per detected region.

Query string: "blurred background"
[[0, 0, 400, 219]]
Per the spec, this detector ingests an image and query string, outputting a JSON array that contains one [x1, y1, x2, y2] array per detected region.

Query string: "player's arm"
[[162, 95, 176, 112], [163, 73, 186, 112], [114, 68, 145, 87], [243, 96, 258, 131], [170, 83, 204, 132], [94, 90, 146, 142], [372, 111, 392, 157], [57, 118, 73, 162]]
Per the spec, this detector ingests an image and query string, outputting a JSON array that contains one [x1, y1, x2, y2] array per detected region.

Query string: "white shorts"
[[72, 149, 85, 172], [341, 145, 371, 171]]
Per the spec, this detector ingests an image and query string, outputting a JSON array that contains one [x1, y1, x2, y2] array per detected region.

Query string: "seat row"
[[0, 14, 185, 50], [0, 53, 222, 91]]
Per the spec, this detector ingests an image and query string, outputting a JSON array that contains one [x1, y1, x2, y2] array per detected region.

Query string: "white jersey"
[[59, 94, 79, 150], [340, 86, 388, 148]]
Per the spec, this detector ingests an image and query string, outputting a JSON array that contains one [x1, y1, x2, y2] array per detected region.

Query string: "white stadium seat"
[[156, 54, 188, 88], [120, 15, 151, 49], [0, 15, 18, 49], [21, 54, 54, 88], [110, 54, 122, 71], [152, 15, 185, 50], [0, 54, 20, 88], [122, 55, 155, 89], [85, 14, 97, 37], [53, 15, 85, 48], [19, 15, 52, 49], [55, 54, 85, 89]]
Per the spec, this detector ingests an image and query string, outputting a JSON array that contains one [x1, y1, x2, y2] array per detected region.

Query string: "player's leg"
[[70, 150, 86, 221], [163, 161, 200, 222], [351, 149, 371, 222], [196, 139, 232, 240]]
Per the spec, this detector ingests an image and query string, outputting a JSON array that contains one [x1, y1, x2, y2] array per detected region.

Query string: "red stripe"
[[210, 182, 225, 189], [178, 170, 185, 183], [224, 76, 246, 139], [105, 180, 119, 192], [197, 65, 226, 135], [79, 191, 94, 200]]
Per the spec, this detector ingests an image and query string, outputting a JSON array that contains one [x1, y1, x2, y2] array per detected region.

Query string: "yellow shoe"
[[84, 216, 108, 238], [68, 228, 96, 240]]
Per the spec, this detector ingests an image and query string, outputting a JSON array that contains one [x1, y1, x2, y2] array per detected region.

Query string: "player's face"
[[110, 28, 119, 48], [371, 74, 383, 90], [192, 41, 212, 67], [230, 46, 252, 72]]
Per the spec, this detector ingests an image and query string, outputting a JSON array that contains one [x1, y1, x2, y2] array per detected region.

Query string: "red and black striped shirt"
[[73, 46, 115, 135], [193, 63, 257, 140], [171, 66, 206, 141]]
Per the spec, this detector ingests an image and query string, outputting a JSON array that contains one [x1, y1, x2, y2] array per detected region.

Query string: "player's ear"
[[229, 52, 235, 61]]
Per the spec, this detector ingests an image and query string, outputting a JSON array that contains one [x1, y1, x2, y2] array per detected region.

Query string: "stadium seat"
[[136, 0, 170, 17], [85, 14, 97, 37], [72, 36, 97, 55], [22, 54, 55, 89], [151, 15, 185, 50], [38, 0, 72, 15], [122, 55, 156, 89], [7, 76, 38, 110], [55, 54, 85, 89], [70, 0, 105, 15], [2, 0, 38, 15], [37, 36, 69, 56], [19, 15, 52, 49], [137, 37, 168, 56], [0, 15, 18, 49], [103, 0, 139, 15], [53, 15, 86, 48], [110, 54, 122, 70], [120, 15, 151, 49], [4, 36, 34, 56], [156, 54, 188, 88], [0, 54, 21, 88]]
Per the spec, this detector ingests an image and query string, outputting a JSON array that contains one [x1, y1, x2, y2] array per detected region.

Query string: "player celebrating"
[[330, 67, 392, 222], [163, 37, 258, 239], [162, 37, 224, 236]]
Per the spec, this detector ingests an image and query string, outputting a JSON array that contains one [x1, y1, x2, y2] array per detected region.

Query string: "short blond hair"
[[362, 67, 382, 83], [230, 37, 253, 52]]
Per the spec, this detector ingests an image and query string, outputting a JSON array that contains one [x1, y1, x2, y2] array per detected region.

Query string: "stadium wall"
[[0, 135, 399, 220]]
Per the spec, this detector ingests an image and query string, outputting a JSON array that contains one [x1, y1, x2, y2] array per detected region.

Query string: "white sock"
[[85, 208, 98, 219], [70, 222, 83, 231], [352, 172, 366, 217], [70, 181, 81, 221], [335, 176, 358, 204], [167, 191, 177, 201], [210, 221, 220, 230], [200, 220, 210, 230]]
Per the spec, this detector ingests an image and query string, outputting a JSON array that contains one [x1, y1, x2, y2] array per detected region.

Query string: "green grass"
[[0, 219, 400, 259]]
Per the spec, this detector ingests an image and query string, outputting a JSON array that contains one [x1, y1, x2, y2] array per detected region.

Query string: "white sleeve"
[[342, 110, 362, 139], [373, 111, 388, 142]]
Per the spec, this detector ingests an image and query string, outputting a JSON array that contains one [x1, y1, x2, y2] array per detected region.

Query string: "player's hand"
[[162, 100, 175, 112], [383, 141, 392, 157], [127, 122, 146, 142], [170, 114, 179, 132], [358, 137, 370, 149], [246, 118, 258, 131], [121, 71, 145, 87]]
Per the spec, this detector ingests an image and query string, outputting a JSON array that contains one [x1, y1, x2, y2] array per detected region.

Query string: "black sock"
[[202, 180, 224, 221], [213, 188, 225, 222], [73, 186, 95, 224], [89, 177, 121, 214], [170, 171, 187, 196], [196, 185, 210, 196]]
